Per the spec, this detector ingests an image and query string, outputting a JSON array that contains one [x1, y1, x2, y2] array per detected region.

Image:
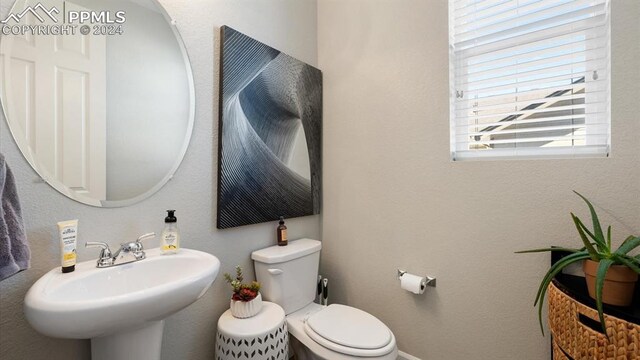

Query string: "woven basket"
[[548, 282, 640, 359], [553, 340, 571, 360]]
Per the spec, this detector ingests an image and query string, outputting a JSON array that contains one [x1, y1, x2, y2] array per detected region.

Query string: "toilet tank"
[[251, 239, 321, 315]]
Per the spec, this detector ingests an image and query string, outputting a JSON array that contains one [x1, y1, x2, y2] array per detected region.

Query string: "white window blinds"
[[449, 0, 611, 160]]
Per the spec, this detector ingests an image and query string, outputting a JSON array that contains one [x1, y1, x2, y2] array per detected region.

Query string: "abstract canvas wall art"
[[217, 26, 322, 229]]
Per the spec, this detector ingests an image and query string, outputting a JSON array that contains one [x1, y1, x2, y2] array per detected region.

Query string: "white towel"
[[0, 153, 30, 281]]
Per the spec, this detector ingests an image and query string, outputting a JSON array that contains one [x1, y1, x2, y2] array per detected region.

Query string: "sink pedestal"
[[91, 321, 164, 360]]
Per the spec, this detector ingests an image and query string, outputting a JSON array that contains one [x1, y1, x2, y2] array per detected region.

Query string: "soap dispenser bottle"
[[277, 216, 287, 246], [161, 210, 180, 254]]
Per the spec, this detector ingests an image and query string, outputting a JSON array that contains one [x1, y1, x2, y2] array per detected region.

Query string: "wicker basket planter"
[[548, 282, 640, 359]]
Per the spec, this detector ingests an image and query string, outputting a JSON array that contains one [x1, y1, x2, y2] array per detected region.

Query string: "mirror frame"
[[0, 0, 195, 207]]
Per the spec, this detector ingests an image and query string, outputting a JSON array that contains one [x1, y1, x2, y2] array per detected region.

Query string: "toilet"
[[251, 239, 398, 360]]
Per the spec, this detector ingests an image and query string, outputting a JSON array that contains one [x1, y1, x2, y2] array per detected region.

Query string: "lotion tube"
[[58, 219, 78, 273]]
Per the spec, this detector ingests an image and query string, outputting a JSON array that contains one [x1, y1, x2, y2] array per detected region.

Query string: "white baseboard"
[[398, 350, 421, 360]]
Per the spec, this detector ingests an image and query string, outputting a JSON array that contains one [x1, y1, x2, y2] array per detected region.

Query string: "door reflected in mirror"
[[0, 0, 194, 207]]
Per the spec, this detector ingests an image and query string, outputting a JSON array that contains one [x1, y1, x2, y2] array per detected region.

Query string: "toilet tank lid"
[[251, 239, 321, 264]]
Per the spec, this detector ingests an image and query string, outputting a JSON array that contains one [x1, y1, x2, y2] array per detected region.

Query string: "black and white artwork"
[[217, 26, 322, 229]]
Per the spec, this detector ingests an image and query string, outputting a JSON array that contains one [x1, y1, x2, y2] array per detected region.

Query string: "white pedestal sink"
[[24, 248, 220, 360]]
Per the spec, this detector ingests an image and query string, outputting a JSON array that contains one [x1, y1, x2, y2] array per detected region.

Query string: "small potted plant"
[[224, 265, 262, 318], [517, 191, 639, 335]]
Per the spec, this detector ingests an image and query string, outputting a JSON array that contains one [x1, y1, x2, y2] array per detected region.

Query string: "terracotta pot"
[[230, 292, 262, 318], [583, 260, 638, 306]]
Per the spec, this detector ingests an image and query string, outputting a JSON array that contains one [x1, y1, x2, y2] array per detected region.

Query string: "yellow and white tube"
[[57, 219, 78, 273]]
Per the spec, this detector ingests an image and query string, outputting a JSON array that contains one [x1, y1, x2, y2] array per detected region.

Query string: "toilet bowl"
[[251, 239, 398, 360], [287, 303, 397, 360]]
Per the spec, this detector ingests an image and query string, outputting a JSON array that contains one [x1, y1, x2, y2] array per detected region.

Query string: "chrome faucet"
[[84, 242, 113, 268], [85, 233, 155, 268]]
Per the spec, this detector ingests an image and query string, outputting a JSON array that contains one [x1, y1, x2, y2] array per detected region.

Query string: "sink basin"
[[24, 248, 220, 360]]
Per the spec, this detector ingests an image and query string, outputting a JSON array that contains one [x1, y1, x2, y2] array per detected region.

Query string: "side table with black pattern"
[[217, 302, 289, 360]]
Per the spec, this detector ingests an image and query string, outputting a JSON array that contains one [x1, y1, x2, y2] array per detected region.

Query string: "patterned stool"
[[216, 301, 288, 360]]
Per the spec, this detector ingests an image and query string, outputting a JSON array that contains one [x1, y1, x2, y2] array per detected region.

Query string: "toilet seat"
[[303, 304, 395, 357]]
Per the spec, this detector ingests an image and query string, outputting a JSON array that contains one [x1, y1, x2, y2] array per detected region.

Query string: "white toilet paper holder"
[[397, 269, 436, 288]]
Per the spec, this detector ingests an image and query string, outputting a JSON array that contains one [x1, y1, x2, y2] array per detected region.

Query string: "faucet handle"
[[123, 233, 154, 260], [85, 242, 113, 267], [135, 233, 155, 251], [120, 233, 155, 249], [85, 241, 112, 255], [136, 232, 156, 244]]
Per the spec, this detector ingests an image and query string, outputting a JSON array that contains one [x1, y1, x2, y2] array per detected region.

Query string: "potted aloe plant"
[[517, 191, 640, 335], [224, 265, 262, 318]]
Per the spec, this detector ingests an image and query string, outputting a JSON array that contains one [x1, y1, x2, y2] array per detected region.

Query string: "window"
[[449, 0, 610, 160]]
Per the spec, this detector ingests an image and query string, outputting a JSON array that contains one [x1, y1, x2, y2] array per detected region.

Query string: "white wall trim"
[[398, 350, 421, 360]]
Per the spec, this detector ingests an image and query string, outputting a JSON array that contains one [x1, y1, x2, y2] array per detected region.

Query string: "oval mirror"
[[0, 0, 194, 207]]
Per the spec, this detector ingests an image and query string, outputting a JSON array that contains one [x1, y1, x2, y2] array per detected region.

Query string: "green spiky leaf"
[[571, 213, 600, 260], [515, 247, 581, 254], [613, 254, 640, 274], [595, 259, 615, 337], [573, 191, 606, 247], [615, 236, 640, 256], [573, 214, 598, 242], [576, 214, 608, 253], [534, 251, 591, 335], [534, 251, 590, 306], [623, 254, 639, 265]]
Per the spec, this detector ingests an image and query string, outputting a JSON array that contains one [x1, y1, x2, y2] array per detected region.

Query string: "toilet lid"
[[305, 304, 393, 354]]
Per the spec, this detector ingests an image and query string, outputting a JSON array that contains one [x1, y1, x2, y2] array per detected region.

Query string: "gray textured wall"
[[0, 1, 319, 359], [318, 0, 640, 359]]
